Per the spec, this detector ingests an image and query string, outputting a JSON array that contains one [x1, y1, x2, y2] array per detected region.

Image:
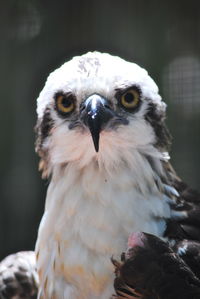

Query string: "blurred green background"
[[0, 0, 200, 259]]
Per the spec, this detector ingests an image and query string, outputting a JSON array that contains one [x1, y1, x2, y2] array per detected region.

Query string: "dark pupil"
[[62, 97, 72, 107], [124, 92, 134, 103]]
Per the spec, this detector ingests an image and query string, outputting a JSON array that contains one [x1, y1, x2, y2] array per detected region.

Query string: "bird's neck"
[[45, 146, 170, 235], [36, 146, 171, 298]]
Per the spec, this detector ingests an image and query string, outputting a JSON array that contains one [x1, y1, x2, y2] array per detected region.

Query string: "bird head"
[[35, 52, 170, 178]]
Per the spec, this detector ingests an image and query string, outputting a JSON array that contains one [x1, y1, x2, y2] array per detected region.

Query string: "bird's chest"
[[36, 164, 170, 298]]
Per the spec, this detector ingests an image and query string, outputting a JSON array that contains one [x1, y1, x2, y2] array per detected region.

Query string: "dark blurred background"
[[0, 0, 200, 259]]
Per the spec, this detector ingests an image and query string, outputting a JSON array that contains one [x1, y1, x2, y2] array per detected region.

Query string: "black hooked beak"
[[81, 94, 115, 152]]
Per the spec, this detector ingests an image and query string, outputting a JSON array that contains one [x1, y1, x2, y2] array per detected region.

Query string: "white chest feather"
[[36, 151, 171, 299]]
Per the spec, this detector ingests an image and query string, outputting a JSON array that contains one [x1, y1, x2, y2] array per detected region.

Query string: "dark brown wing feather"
[[164, 161, 200, 242], [112, 233, 200, 299]]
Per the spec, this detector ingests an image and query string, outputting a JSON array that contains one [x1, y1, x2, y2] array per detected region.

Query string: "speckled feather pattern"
[[0, 251, 38, 299]]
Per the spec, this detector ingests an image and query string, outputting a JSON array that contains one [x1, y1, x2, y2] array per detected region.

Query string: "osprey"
[[1, 52, 200, 299]]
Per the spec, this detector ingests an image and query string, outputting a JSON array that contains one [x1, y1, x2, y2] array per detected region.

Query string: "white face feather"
[[36, 51, 167, 174], [37, 52, 163, 118]]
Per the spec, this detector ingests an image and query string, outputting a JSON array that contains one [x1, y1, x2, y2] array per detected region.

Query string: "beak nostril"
[[80, 104, 86, 112], [104, 104, 111, 110]]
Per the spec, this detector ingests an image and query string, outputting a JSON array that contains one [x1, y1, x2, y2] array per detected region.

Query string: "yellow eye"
[[56, 94, 75, 114], [120, 88, 140, 110]]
